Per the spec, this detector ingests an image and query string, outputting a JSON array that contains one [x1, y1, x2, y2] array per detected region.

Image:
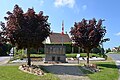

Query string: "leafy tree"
[[0, 43, 12, 56], [0, 29, 9, 56], [91, 47, 101, 54], [1, 5, 50, 65], [106, 48, 111, 53], [70, 18, 106, 64], [0, 31, 12, 56]]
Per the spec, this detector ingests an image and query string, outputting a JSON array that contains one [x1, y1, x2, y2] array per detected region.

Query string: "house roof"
[[49, 33, 71, 44]]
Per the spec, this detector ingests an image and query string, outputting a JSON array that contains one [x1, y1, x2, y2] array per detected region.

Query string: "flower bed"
[[82, 64, 100, 72], [19, 64, 44, 76]]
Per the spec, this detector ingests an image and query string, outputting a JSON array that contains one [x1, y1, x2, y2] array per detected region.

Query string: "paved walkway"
[[0, 56, 10, 65], [42, 64, 90, 80], [107, 53, 120, 80]]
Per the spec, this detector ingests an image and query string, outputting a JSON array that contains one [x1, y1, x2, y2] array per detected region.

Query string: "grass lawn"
[[89, 62, 119, 80], [108, 52, 120, 54], [14, 53, 101, 60], [31, 53, 101, 58], [30, 54, 45, 58], [66, 53, 101, 58], [15, 53, 101, 58], [0, 66, 60, 80], [80, 58, 119, 80]]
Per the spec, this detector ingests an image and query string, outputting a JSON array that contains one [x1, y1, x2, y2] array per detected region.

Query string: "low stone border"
[[19, 64, 44, 76], [82, 64, 100, 72]]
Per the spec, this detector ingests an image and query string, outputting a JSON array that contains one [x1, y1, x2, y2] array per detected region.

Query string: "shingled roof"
[[49, 33, 71, 44]]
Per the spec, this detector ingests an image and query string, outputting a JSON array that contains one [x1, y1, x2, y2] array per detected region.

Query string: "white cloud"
[[82, 5, 87, 10], [74, 5, 80, 14], [54, 0, 75, 8], [74, 4, 87, 14], [115, 32, 120, 36], [40, 0, 44, 6]]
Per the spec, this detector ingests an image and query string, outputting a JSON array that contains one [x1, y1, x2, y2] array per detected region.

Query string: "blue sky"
[[0, 0, 120, 49]]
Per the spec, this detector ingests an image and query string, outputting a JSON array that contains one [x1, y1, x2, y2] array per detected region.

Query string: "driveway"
[[107, 54, 120, 68], [0, 56, 10, 65], [107, 53, 120, 80]]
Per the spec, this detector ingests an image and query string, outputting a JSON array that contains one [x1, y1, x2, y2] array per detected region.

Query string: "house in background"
[[112, 47, 120, 52], [44, 33, 71, 63], [45, 33, 71, 44]]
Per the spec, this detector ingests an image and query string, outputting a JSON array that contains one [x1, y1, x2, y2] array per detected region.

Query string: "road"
[[108, 54, 120, 68], [0, 56, 10, 65], [107, 53, 120, 80]]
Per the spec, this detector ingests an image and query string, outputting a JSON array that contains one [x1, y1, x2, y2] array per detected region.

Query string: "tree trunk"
[[87, 51, 90, 65], [27, 48, 31, 66]]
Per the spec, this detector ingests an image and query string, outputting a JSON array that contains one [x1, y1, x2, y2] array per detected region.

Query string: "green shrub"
[[103, 54, 107, 60], [0, 43, 12, 56], [91, 48, 101, 54]]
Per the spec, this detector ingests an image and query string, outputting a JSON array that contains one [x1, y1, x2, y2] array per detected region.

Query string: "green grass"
[[30, 53, 100, 58], [30, 54, 45, 58], [0, 66, 60, 80], [14, 53, 101, 59], [79, 66, 93, 74], [107, 52, 120, 54], [80, 60, 119, 80], [66, 53, 101, 58]]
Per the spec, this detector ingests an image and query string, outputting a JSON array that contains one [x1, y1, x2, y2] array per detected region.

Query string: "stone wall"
[[45, 45, 66, 62]]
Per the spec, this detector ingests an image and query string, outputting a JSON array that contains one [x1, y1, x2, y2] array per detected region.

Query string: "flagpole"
[[62, 20, 64, 54]]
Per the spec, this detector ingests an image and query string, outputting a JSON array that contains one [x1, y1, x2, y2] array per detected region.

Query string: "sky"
[[0, 0, 120, 49]]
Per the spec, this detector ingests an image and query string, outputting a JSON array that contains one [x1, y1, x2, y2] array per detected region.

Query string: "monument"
[[45, 45, 66, 63]]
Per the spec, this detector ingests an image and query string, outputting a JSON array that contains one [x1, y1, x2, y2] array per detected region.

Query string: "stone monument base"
[[45, 54, 66, 63]]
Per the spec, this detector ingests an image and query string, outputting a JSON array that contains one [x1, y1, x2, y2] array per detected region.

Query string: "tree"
[[0, 28, 9, 56], [91, 47, 101, 54], [70, 18, 106, 64], [0, 43, 12, 56], [106, 48, 111, 53], [1, 5, 50, 65]]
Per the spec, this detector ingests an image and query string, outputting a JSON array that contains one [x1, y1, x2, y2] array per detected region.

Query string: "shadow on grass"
[[79, 66, 94, 75], [97, 63, 117, 69]]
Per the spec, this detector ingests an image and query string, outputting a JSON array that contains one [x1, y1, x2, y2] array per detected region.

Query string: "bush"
[[38, 47, 44, 54], [0, 43, 12, 56], [106, 48, 111, 53], [64, 44, 72, 53], [103, 54, 107, 60], [91, 48, 101, 54]]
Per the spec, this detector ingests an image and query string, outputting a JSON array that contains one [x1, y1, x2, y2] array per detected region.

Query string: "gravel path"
[[1, 57, 90, 80], [42, 64, 90, 80]]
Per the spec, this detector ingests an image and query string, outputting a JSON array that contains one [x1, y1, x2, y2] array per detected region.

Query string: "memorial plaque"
[[45, 45, 66, 62]]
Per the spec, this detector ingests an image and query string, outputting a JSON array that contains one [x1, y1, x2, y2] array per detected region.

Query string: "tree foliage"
[[0, 30, 12, 56], [70, 18, 106, 64], [106, 48, 111, 53], [1, 5, 50, 49], [70, 18, 106, 52], [91, 48, 101, 54], [0, 43, 12, 56], [0, 5, 50, 65]]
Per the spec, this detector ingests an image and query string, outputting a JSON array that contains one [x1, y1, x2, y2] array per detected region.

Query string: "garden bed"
[[19, 64, 44, 76]]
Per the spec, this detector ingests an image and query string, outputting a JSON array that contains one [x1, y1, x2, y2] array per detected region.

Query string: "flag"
[[61, 20, 64, 35]]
